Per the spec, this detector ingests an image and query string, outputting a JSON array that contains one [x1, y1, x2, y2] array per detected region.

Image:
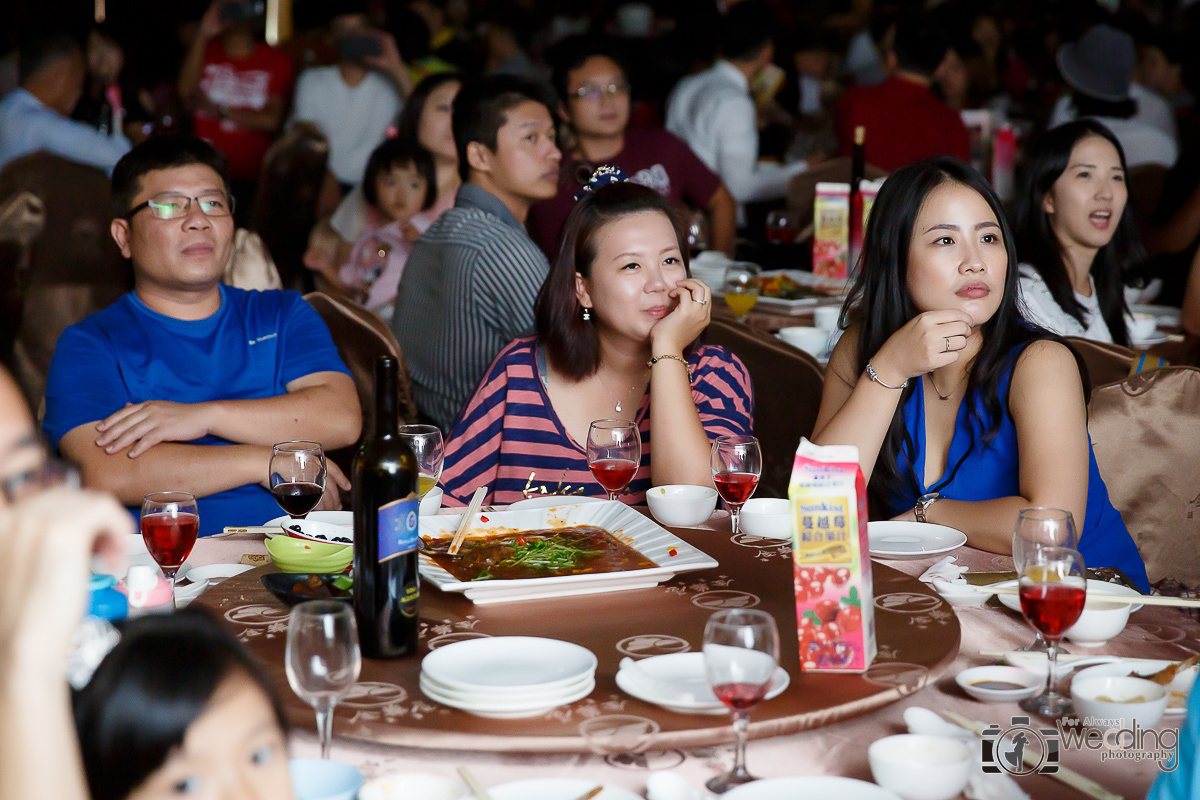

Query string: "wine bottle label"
[[378, 497, 419, 562]]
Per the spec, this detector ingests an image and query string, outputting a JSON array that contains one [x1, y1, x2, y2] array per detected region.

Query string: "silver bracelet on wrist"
[[866, 362, 908, 390]]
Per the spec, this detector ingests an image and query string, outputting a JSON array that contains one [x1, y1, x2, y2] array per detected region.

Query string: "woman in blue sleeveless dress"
[[813, 157, 1148, 591]]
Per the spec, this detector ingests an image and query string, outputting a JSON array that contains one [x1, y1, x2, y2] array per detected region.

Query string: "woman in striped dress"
[[440, 170, 754, 506]]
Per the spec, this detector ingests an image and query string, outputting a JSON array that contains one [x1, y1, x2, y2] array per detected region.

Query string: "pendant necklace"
[[927, 370, 968, 401], [597, 370, 647, 413]]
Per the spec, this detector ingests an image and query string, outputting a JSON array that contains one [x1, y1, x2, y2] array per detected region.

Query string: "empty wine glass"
[[1017, 546, 1086, 716], [269, 441, 327, 519], [685, 209, 710, 257], [703, 609, 780, 793], [285, 601, 362, 759], [1012, 508, 1078, 653], [587, 419, 641, 501], [398, 424, 444, 498], [140, 491, 199, 609], [765, 209, 799, 244], [722, 263, 761, 324], [711, 435, 762, 535]]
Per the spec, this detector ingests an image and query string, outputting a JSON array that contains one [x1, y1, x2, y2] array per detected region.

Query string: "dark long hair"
[[393, 72, 461, 156], [842, 157, 1085, 512], [1015, 119, 1142, 346], [535, 181, 689, 381], [72, 610, 288, 800]]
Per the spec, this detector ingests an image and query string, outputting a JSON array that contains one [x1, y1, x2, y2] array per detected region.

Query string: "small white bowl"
[[739, 498, 791, 539], [1072, 676, 1169, 731], [1129, 312, 1157, 341], [868, 734, 972, 800], [993, 579, 1141, 646], [778, 326, 830, 358], [956, 665, 1043, 702], [359, 773, 468, 800], [813, 305, 841, 331], [289, 759, 364, 800], [420, 487, 443, 516], [646, 484, 718, 527]]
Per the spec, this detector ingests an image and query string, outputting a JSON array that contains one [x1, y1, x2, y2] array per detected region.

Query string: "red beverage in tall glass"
[[712, 681, 770, 710], [1019, 581, 1086, 638], [590, 458, 638, 493], [714, 472, 758, 505], [141, 512, 200, 568]]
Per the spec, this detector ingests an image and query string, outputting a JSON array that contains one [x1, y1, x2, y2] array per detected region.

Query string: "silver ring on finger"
[[944, 337, 951, 352]]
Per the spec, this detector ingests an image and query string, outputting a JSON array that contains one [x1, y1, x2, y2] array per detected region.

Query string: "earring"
[[582, 306, 592, 321]]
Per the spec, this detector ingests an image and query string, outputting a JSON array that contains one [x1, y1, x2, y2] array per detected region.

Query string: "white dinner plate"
[[615, 653, 790, 714], [419, 676, 594, 718], [867, 521, 967, 558], [488, 779, 641, 800], [1131, 303, 1181, 327], [420, 670, 594, 702], [724, 777, 901, 799], [712, 269, 851, 311], [1074, 661, 1196, 716], [263, 510, 352, 533], [420, 636, 597, 692], [183, 563, 254, 583], [990, 579, 1145, 614], [1131, 331, 1171, 347], [505, 496, 606, 511]]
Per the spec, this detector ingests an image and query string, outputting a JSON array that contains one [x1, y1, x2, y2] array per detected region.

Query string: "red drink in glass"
[[141, 512, 199, 568], [272, 481, 324, 517], [712, 681, 770, 711], [1019, 581, 1086, 639], [714, 472, 758, 505], [590, 458, 638, 494]]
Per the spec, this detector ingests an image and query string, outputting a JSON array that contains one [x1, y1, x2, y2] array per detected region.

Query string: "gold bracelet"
[[647, 354, 692, 381]]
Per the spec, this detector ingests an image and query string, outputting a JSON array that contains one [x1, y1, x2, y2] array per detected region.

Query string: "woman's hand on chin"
[[872, 309, 976, 383], [650, 278, 712, 355]]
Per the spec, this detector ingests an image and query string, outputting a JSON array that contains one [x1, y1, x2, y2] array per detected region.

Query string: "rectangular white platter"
[[418, 501, 718, 604]]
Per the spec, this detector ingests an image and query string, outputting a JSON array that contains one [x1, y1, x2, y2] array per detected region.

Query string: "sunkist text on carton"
[[788, 439, 877, 672]]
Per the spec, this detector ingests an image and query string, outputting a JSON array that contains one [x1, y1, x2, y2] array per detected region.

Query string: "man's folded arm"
[[60, 427, 271, 506]]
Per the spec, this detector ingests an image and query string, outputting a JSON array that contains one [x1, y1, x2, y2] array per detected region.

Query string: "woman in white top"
[[1014, 120, 1143, 346]]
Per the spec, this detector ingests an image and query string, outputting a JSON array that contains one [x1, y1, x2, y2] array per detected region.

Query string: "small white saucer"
[[615, 652, 789, 714], [868, 521, 967, 558], [956, 665, 1042, 702]]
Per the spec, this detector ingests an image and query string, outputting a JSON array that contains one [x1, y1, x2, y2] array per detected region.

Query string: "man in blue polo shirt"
[[42, 136, 362, 534]]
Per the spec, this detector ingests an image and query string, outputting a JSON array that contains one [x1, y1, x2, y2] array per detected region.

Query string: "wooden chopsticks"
[[975, 584, 1200, 609], [448, 487, 488, 555]]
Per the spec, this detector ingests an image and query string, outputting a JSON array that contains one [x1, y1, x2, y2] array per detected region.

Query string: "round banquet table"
[[196, 526, 958, 753], [189, 513, 1199, 798]]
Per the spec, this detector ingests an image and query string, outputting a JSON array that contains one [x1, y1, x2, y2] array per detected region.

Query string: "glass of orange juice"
[[722, 263, 761, 323]]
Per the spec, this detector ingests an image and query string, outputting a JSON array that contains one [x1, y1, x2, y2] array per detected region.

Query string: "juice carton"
[[788, 438, 876, 672], [812, 182, 849, 279]]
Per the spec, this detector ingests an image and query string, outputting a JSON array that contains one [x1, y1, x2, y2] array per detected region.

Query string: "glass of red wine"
[[587, 419, 641, 501], [711, 434, 762, 535], [1012, 508, 1079, 653], [703, 608, 780, 793], [765, 209, 799, 244], [140, 491, 199, 608], [270, 441, 327, 519], [1018, 545, 1087, 716]]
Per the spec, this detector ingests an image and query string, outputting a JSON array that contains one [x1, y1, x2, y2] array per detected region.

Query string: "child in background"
[[308, 136, 436, 321]]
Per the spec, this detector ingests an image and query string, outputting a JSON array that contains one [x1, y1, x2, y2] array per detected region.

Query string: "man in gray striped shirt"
[[391, 76, 562, 430]]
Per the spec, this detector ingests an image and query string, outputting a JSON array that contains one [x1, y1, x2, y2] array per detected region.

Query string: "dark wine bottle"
[[352, 355, 420, 658]]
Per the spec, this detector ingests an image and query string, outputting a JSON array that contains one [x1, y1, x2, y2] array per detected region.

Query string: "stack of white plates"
[[419, 637, 597, 719], [615, 652, 789, 715]]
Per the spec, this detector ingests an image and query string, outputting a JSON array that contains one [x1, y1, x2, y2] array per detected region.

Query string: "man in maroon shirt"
[[835, 17, 970, 172], [528, 39, 736, 258]]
